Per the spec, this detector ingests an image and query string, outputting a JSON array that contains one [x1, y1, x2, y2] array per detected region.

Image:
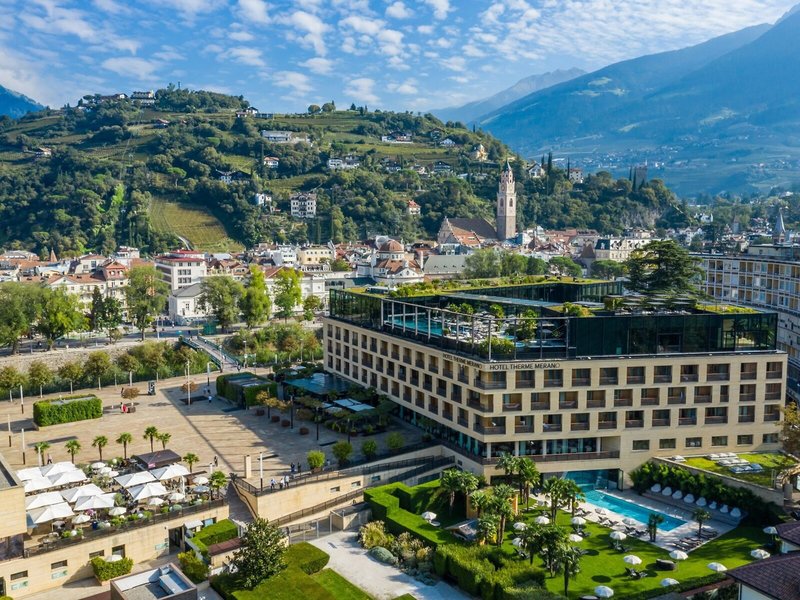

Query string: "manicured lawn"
[[684, 453, 795, 488], [313, 569, 373, 600], [498, 508, 769, 599]]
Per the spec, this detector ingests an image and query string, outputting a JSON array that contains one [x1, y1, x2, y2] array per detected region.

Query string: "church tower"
[[496, 159, 517, 240]]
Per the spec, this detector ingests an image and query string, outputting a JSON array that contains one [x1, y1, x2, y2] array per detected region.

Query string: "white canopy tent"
[[27, 502, 75, 526], [48, 470, 88, 487], [115, 471, 156, 488], [151, 464, 190, 481], [24, 491, 65, 510], [24, 477, 54, 493], [74, 493, 117, 511], [127, 482, 168, 502], [61, 484, 105, 504], [40, 462, 77, 477], [16, 467, 44, 482]]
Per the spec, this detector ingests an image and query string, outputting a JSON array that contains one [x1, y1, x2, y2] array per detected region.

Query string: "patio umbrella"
[[25, 491, 65, 510], [40, 462, 77, 477], [750, 549, 770, 560], [594, 586, 614, 598], [115, 471, 156, 488], [99, 467, 112, 476], [661, 487, 672, 496], [707, 562, 727, 573], [622, 518, 637, 526], [108, 470, 119, 478], [16, 466, 44, 481], [421, 511, 437, 521], [511, 538, 525, 548], [151, 464, 190, 481], [623, 555, 642, 566], [27, 502, 75, 525], [696, 497, 707, 507], [660, 578, 679, 587], [595, 507, 607, 515], [669, 550, 689, 561], [513, 522, 527, 531], [763, 526, 778, 535], [730, 507, 742, 519], [719, 505, 729, 514], [168, 492, 185, 502], [193, 476, 209, 485], [108, 506, 127, 516], [193, 485, 210, 493], [568, 534, 583, 543], [91, 462, 106, 470], [128, 482, 168, 502], [534, 516, 550, 525], [74, 494, 116, 511], [105, 554, 123, 563], [147, 497, 165, 507], [610, 531, 627, 541], [24, 477, 55, 493], [571, 517, 586, 526], [48, 470, 87, 487], [72, 514, 91, 524], [650, 483, 662, 493]]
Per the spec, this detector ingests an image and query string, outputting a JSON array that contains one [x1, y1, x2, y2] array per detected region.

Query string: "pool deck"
[[541, 490, 736, 552]]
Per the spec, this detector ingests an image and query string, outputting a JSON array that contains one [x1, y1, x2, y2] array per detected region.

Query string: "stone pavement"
[[311, 530, 471, 600]]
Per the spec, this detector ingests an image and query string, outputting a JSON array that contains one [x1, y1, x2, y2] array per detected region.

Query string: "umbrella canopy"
[[595, 507, 606, 515], [622, 518, 637, 526], [108, 507, 127, 516], [151, 464, 190, 481], [72, 513, 91, 524], [16, 467, 44, 482], [48, 470, 87, 487], [571, 517, 586, 526], [511, 537, 525, 548], [25, 491, 65, 510], [660, 578, 679, 587], [707, 562, 727, 573], [147, 497, 165, 507], [27, 502, 75, 525], [750, 549, 770, 560], [91, 462, 106, 470], [594, 586, 614, 598], [610, 531, 627, 541], [623, 555, 642, 566], [24, 477, 54, 493], [74, 493, 116, 511], [568, 534, 583, 543], [127, 482, 168, 501], [105, 554, 124, 562], [669, 550, 689, 561], [168, 492, 185, 502], [192, 476, 209, 485], [99, 467, 112, 476], [421, 511, 437, 521], [108, 470, 120, 478], [61, 483, 105, 503], [683, 494, 695, 504], [763, 526, 778, 535], [534, 516, 550, 525], [40, 462, 77, 477], [513, 522, 527, 531], [192, 485, 210, 493], [115, 471, 156, 488], [696, 497, 707, 507]]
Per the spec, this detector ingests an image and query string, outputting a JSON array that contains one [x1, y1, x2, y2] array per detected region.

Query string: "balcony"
[[458, 373, 469, 384], [436, 387, 447, 397], [402, 355, 412, 365], [765, 392, 782, 401], [641, 397, 660, 407], [457, 417, 469, 428], [625, 419, 644, 428], [678, 418, 697, 426], [429, 366, 439, 375], [572, 378, 591, 386], [474, 423, 506, 435], [707, 373, 729, 382], [428, 405, 439, 415], [738, 415, 755, 423], [467, 399, 493, 412], [370, 344, 377, 352], [559, 400, 579, 410], [571, 422, 590, 431], [599, 377, 618, 385], [516, 378, 536, 389], [694, 395, 712, 404], [680, 374, 699, 383], [667, 396, 686, 405], [410, 377, 419, 387], [627, 376, 645, 385], [422, 381, 432, 392], [502, 402, 522, 412], [415, 359, 425, 368], [531, 402, 550, 411], [443, 369, 453, 378], [474, 379, 507, 390], [598, 421, 617, 429], [415, 398, 424, 409], [542, 422, 562, 433], [652, 418, 670, 427], [390, 352, 399, 360], [739, 394, 756, 402], [587, 399, 606, 409], [614, 399, 633, 408], [442, 411, 453, 421], [487, 450, 621, 465], [767, 371, 783, 380], [654, 375, 672, 384], [543, 379, 564, 388], [705, 416, 727, 425], [764, 413, 780, 422], [740, 372, 757, 381]]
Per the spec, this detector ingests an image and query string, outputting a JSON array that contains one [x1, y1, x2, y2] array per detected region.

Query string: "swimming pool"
[[584, 490, 686, 531]]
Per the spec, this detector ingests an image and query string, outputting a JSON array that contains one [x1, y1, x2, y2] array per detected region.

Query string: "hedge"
[[192, 519, 239, 556], [91, 556, 133, 581], [33, 395, 102, 427], [285, 542, 330, 574], [619, 573, 729, 600], [215, 373, 275, 406], [178, 551, 208, 583]]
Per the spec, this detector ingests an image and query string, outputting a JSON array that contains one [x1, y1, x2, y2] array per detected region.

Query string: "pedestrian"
[[270, 478, 276, 490], [208, 394, 212, 403], [290, 462, 295, 474], [213, 455, 218, 467], [47, 453, 52, 464], [283, 475, 289, 488], [279, 480, 284, 490], [297, 463, 302, 474]]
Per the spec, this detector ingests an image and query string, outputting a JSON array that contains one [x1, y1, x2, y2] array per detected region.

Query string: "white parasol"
[[669, 550, 688, 561]]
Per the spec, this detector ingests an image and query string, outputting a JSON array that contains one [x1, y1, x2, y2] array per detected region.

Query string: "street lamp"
[[243, 339, 248, 369], [185, 359, 191, 406], [259, 452, 264, 491], [315, 405, 321, 441], [290, 395, 295, 429]]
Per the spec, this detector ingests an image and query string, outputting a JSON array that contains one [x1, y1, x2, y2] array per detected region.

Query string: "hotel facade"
[[323, 281, 785, 485]]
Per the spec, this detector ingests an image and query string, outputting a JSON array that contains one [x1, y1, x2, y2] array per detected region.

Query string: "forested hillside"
[[0, 87, 683, 256]]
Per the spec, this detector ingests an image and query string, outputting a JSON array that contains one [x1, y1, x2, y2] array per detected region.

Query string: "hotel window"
[[680, 365, 699, 382], [599, 367, 618, 385], [10, 571, 27, 580], [51, 560, 67, 570], [711, 436, 728, 447], [685, 437, 702, 448], [627, 366, 645, 384], [632, 440, 650, 451], [543, 369, 563, 388], [659, 438, 676, 450], [89, 550, 104, 559], [736, 435, 753, 445], [654, 365, 672, 383], [531, 392, 550, 410], [763, 433, 779, 444], [572, 368, 590, 386], [587, 390, 606, 408], [111, 545, 126, 558]]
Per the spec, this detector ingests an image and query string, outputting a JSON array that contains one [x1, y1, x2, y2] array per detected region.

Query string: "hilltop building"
[[155, 250, 207, 292]]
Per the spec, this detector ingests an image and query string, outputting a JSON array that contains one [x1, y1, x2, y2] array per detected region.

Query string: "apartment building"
[[698, 244, 800, 396], [155, 250, 207, 292], [323, 280, 785, 483]]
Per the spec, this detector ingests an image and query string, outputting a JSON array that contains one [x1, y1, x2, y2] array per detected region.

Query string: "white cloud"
[[339, 15, 384, 36], [285, 10, 328, 56], [149, 0, 222, 17], [101, 56, 162, 81], [221, 46, 266, 67], [387, 78, 417, 94], [377, 29, 404, 56], [237, 0, 270, 25], [229, 30, 255, 41], [423, 0, 451, 20], [301, 56, 334, 74], [92, 0, 130, 14], [417, 24, 434, 35], [274, 70, 313, 95], [344, 77, 379, 104], [386, 1, 412, 19], [439, 56, 466, 72]]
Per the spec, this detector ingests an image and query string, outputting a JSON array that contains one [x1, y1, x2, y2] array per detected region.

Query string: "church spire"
[[774, 208, 787, 244], [496, 161, 517, 241]]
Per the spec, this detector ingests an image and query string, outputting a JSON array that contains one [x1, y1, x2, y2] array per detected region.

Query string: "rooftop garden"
[[682, 453, 796, 489]]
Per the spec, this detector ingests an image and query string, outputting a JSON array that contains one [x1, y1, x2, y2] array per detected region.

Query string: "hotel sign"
[[442, 353, 559, 371]]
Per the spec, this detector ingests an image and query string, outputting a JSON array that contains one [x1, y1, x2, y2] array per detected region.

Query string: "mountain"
[[478, 17, 800, 195], [433, 68, 585, 124], [0, 85, 43, 118]]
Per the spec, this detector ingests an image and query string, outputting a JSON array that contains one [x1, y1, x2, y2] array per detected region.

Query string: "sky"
[[0, 0, 796, 112]]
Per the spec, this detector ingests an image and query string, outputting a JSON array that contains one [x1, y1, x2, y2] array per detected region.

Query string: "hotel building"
[[323, 280, 785, 485]]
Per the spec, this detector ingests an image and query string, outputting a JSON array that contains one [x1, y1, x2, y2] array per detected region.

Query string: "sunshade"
[[707, 562, 727, 572], [192, 476, 209, 485], [534, 516, 550, 525], [61, 484, 105, 503], [513, 522, 527, 531], [72, 514, 91, 524], [27, 502, 75, 525], [151, 464, 190, 481], [109, 507, 127, 516], [421, 511, 437, 521], [115, 471, 156, 488], [610, 531, 627, 541], [750, 549, 770, 560], [669, 550, 688, 560], [24, 477, 53, 493], [48, 470, 87, 486], [660, 578, 679, 587], [40, 462, 77, 477], [127, 482, 168, 501], [74, 493, 116, 511], [25, 491, 64, 510], [568, 534, 583, 543], [594, 586, 614, 598], [623, 555, 642, 566], [571, 517, 586, 526], [16, 467, 44, 481]]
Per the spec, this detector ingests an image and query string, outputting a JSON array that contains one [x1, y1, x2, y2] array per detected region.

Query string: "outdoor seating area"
[[707, 453, 765, 474]]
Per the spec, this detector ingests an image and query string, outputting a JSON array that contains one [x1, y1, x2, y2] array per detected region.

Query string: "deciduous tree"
[[239, 266, 271, 328], [125, 266, 168, 340], [274, 269, 302, 321], [200, 276, 244, 332], [232, 518, 287, 589]]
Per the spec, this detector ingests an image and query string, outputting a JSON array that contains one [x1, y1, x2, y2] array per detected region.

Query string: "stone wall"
[[0, 341, 143, 375]]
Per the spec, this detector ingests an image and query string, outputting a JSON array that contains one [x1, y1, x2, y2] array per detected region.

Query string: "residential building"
[[168, 282, 209, 324], [290, 193, 317, 219], [407, 200, 421, 216], [217, 170, 247, 184], [437, 217, 497, 247], [253, 193, 273, 208], [155, 250, 207, 292], [471, 144, 488, 162], [324, 280, 784, 480], [262, 156, 280, 169], [130, 90, 155, 106], [527, 163, 545, 178], [496, 160, 517, 241], [439, 138, 456, 147], [34, 147, 52, 158], [355, 239, 424, 286], [298, 244, 335, 266], [593, 236, 659, 263], [727, 553, 800, 600], [568, 168, 584, 184], [327, 155, 360, 170], [260, 130, 310, 144], [432, 161, 452, 174], [381, 132, 412, 143]]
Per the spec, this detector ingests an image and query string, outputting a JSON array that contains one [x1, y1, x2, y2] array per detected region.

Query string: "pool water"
[[584, 490, 686, 531]]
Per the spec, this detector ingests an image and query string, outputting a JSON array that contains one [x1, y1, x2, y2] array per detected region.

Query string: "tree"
[[92, 435, 108, 461], [116, 353, 141, 380], [476, 514, 499, 545], [488, 484, 515, 544], [0, 366, 26, 396], [591, 259, 626, 280], [647, 513, 665, 542], [143, 426, 159, 452], [515, 309, 538, 341], [200, 276, 244, 332], [0, 283, 40, 354], [780, 401, 800, 455], [34, 441, 50, 463], [28, 360, 53, 397], [542, 477, 569, 522], [274, 269, 302, 321], [65, 439, 81, 464], [126, 266, 169, 340], [500, 252, 528, 276], [307, 450, 325, 470], [562, 479, 585, 516], [693, 508, 711, 537], [332, 440, 353, 466], [307, 104, 321, 114], [386, 431, 404, 452], [321, 101, 335, 113], [526, 256, 547, 275], [556, 542, 582, 597], [464, 249, 500, 278], [36, 288, 86, 349], [625, 239, 703, 296], [58, 361, 83, 394], [440, 469, 463, 515], [232, 518, 287, 589], [183, 452, 199, 473], [157, 432, 171, 450], [209, 470, 227, 499], [361, 439, 377, 460], [116, 433, 133, 460], [240, 266, 272, 328], [470, 489, 491, 517], [302, 295, 322, 320], [497, 453, 520, 487], [518, 458, 541, 507], [84, 351, 112, 387], [99, 297, 123, 341], [549, 256, 582, 277]]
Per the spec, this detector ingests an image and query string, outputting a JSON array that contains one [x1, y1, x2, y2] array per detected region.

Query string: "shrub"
[[368, 546, 397, 565], [362, 439, 378, 460], [285, 542, 329, 574], [178, 551, 208, 583], [192, 519, 239, 556], [387, 432, 404, 452], [91, 555, 133, 581], [121, 387, 140, 400], [243, 382, 277, 407], [332, 441, 353, 465], [307, 450, 325, 470], [359, 520, 394, 549], [33, 395, 102, 427]]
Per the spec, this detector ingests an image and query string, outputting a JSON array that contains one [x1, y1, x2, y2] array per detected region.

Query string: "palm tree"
[[209, 470, 227, 499], [157, 432, 171, 450], [470, 489, 491, 517], [459, 471, 479, 505], [143, 426, 159, 453], [116, 433, 133, 460], [542, 477, 569, 522], [65, 439, 81, 464], [476, 514, 498, 545], [497, 452, 520, 486], [518, 458, 541, 508], [693, 508, 711, 537], [520, 523, 545, 565], [563, 479, 586, 516], [557, 542, 582, 597], [33, 441, 50, 464], [648, 513, 665, 542], [183, 452, 199, 473], [541, 524, 569, 575], [92, 435, 108, 461], [440, 469, 463, 515], [490, 484, 516, 544]]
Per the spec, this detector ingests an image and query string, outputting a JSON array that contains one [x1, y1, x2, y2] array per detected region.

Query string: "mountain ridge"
[[0, 85, 44, 118]]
